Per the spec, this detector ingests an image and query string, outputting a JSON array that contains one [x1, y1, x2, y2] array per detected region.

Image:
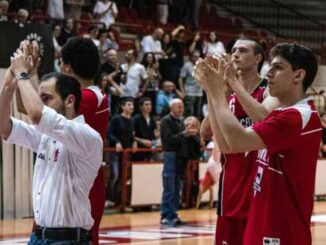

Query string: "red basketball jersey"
[[244, 98, 322, 245], [218, 80, 267, 218], [80, 86, 109, 245]]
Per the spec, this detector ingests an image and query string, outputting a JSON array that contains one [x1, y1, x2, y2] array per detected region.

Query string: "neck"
[[65, 110, 77, 120], [77, 77, 93, 89], [238, 69, 261, 93], [121, 111, 131, 118], [142, 112, 150, 118], [278, 90, 306, 108]]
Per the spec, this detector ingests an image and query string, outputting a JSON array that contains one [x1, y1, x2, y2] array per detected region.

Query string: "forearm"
[[200, 116, 213, 140], [211, 91, 255, 153], [17, 80, 44, 124], [0, 85, 14, 139], [206, 94, 231, 153], [229, 81, 269, 122], [16, 74, 38, 114]]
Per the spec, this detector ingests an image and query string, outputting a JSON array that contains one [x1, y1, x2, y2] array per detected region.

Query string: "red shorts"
[[215, 216, 247, 245], [200, 171, 215, 190]]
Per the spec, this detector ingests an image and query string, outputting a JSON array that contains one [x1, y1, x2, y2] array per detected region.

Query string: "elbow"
[[29, 111, 42, 125]]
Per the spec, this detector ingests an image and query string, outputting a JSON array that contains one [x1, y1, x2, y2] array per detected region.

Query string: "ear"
[[293, 69, 306, 85], [65, 94, 75, 109]]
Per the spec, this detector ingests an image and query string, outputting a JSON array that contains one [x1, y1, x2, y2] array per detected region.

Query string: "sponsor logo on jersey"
[[263, 237, 280, 245]]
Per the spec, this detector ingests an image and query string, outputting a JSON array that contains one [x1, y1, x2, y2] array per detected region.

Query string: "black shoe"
[[160, 218, 175, 227], [173, 217, 187, 226]]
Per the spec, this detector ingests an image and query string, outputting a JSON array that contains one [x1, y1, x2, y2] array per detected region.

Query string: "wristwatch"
[[16, 72, 30, 81]]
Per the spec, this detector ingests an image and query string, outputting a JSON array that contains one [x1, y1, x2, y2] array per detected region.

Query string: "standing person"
[[133, 97, 157, 161], [57, 18, 75, 46], [107, 98, 137, 205], [99, 48, 123, 115], [199, 38, 279, 245], [178, 50, 203, 118], [60, 36, 109, 245], [160, 99, 197, 226], [203, 31, 226, 57], [141, 52, 162, 111], [120, 49, 148, 99], [0, 63, 102, 243], [93, 0, 118, 29], [196, 43, 321, 245]]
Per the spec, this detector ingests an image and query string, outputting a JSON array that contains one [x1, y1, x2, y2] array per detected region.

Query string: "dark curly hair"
[[61, 37, 100, 80]]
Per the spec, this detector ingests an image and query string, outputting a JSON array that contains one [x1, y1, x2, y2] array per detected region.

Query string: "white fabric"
[[204, 41, 225, 57], [5, 106, 103, 230], [121, 63, 147, 98], [141, 35, 163, 54], [93, 1, 118, 29], [47, 0, 64, 19]]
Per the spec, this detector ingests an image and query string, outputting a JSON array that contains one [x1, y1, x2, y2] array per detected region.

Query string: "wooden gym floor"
[[0, 202, 326, 244]]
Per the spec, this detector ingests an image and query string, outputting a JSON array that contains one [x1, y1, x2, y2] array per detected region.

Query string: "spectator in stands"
[[178, 116, 201, 206], [106, 98, 137, 206], [160, 98, 197, 227], [188, 32, 204, 57], [0, 0, 9, 21], [98, 29, 119, 63], [14, 8, 29, 26], [169, 25, 186, 84], [178, 50, 203, 118], [133, 97, 157, 161], [99, 48, 123, 115], [120, 48, 148, 98], [52, 23, 62, 71], [65, 0, 85, 20], [156, 0, 171, 25], [57, 18, 76, 46], [47, 0, 64, 20], [87, 26, 100, 47], [156, 80, 180, 117], [159, 33, 174, 82], [141, 28, 164, 57], [141, 52, 162, 112], [93, 0, 118, 29], [203, 31, 226, 57]]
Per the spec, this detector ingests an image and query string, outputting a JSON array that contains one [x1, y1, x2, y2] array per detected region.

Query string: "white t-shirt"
[[47, 0, 64, 19], [141, 35, 162, 54], [93, 1, 118, 28], [121, 63, 148, 98], [204, 41, 225, 57]]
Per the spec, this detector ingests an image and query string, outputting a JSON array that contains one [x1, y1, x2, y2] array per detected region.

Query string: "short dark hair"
[[138, 97, 151, 107], [235, 38, 264, 72], [61, 37, 100, 80], [120, 97, 134, 107], [41, 72, 82, 113], [270, 43, 318, 91]]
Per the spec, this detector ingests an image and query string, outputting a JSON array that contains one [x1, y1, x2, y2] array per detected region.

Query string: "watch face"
[[19, 72, 30, 80]]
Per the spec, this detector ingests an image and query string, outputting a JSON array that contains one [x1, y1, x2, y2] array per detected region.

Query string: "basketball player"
[[196, 43, 321, 245], [60, 37, 109, 245], [201, 38, 279, 244]]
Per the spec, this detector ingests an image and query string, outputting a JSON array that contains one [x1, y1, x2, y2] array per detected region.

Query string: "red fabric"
[[200, 171, 215, 190], [244, 100, 322, 245], [215, 216, 246, 245], [80, 89, 109, 245], [218, 82, 266, 218]]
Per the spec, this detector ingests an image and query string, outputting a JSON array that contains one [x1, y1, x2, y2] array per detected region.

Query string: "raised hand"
[[10, 48, 32, 77]]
